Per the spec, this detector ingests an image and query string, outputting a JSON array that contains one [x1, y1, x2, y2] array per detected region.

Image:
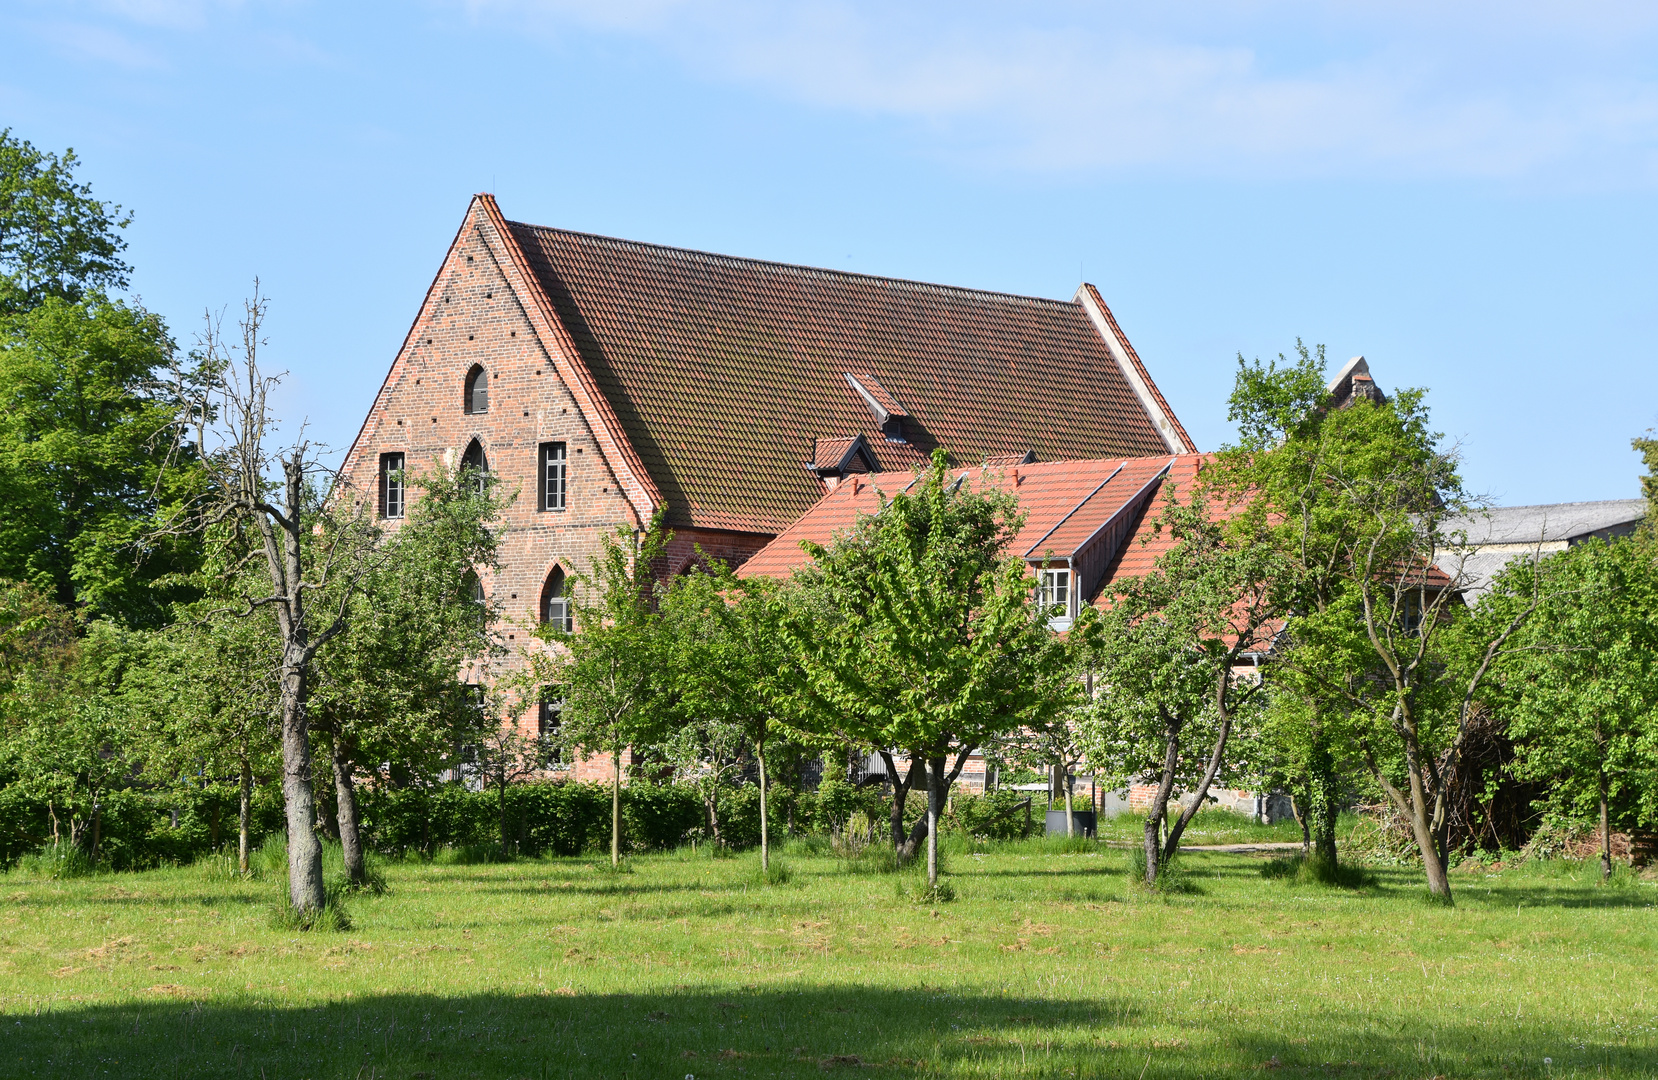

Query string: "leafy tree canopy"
[[0, 130, 131, 314], [0, 296, 206, 625]]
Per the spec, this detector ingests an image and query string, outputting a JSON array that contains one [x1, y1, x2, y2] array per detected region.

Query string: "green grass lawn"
[[3, 838, 1655, 1079]]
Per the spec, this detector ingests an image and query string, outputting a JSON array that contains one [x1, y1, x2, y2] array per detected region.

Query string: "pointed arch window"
[[461, 438, 489, 495], [462, 568, 485, 607], [541, 567, 572, 634], [464, 365, 489, 414]]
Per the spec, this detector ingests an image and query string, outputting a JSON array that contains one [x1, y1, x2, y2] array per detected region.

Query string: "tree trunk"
[[1403, 742, 1452, 901], [757, 743, 770, 873], [331, 736, 366, 886], [279, 657, 326, 912], [926, 755, 945, 890], [1164, 670, 1240, 860], [238, 759, 252, 875], [1308, 739, 1340, 869], [497, 770, 510, 859], [1290, 792, 1310, 857], [1062, 769, 1075, 837], [704, 787, 722, 846], [879, 751, 917, 854], [1146, 715, 1182, 886], [1599, 766, 1612, 883], [90, 801, 101, 863], [611, 751, 622, 867]]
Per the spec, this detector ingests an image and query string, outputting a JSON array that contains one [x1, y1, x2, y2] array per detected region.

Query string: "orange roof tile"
[[739, 454, 1209, 595]]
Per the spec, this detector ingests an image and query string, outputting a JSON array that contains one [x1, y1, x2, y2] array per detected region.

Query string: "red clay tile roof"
[[508, 222, 1188, 535], [810, 435, 870, 473], [738, 455, 1208, 592]]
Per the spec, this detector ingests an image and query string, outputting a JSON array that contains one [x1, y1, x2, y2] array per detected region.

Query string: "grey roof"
[[1436, 499, 1646, 601], [1441, 499, 1647, 546]]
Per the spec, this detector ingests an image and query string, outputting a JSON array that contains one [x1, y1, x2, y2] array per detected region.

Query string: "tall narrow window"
[[1039, 568, 1071, 620], [463, 569, 484, 606], [541, 567, 572, 633], [461, 439, 489, 495], [378, 452, 406, 519], [537, 690, 563, 765], [464, 365, 489, 414], [539, 442, 567, 511]]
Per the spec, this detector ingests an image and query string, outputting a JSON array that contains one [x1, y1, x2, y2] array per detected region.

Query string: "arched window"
[[541, 567, 572, 633], [461, 438, 489, 495], [462, 569, 485, 606], [464, 365, 489, 414]]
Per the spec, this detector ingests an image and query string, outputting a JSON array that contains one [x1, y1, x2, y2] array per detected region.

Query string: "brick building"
[[338, 193, 1197, 764]]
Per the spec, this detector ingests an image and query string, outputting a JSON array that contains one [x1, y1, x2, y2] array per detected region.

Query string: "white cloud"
[[458, 0, 1658, 184]]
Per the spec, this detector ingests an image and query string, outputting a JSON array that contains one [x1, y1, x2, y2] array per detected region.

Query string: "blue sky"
[[4, 1, 1657, 505]]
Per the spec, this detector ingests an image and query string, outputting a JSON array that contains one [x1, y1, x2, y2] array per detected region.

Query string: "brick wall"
[[339, 199, 783, 759]]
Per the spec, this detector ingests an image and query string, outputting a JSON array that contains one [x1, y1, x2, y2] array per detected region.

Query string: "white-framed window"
[[539, 442, 567, 511], [1039, 567, 1072, 621], [541, 567, 573, 633], [378, 452, 405, 519]]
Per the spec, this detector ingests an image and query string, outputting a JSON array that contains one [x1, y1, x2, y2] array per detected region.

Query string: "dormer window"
[[464, 365, 489, 414], [843, 372, 910, 444], [1038, 567, 1072, 628]]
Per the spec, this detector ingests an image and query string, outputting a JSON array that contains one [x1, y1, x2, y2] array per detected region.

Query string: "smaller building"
[[1437, 499, 1646, 601]]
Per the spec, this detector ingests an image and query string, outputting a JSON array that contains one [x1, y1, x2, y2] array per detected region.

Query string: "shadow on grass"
[[11, 984, 1653, 1079]]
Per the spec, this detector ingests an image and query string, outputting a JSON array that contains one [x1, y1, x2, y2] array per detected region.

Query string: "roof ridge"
[[1472, 499, 1646, 511], [506, 219, 1080, 310]]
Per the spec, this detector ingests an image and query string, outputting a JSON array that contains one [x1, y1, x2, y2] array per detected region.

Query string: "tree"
[[1079, 484, 1284, 885], [533, 518, 670, 867], [172, 292, 380, 913], [1217, 345, 1546, 901], [0, 580, 124, 856], [1483, 537, 1658, 879], [309, 466, 504, 884], [113, 578, 281, 874], [0, 296, 206, 626], [784, 451, 1067, 891], [659, 568, 800, 868], [0, 129, 131, 314], [1003, 656, 1089, 836]]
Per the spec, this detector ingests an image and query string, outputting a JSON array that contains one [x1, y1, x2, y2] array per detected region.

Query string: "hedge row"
[[1, 778, 1042, 869]]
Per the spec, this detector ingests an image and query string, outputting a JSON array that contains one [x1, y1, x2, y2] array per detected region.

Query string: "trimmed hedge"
[[0, 782, 286, 871], [1, 776, 1039, 869]]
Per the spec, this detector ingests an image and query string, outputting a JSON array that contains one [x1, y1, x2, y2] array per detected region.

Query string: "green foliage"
[[312, 465, 507, 798], [0, 129, 132, 313], [1212, 341, 1532, 898], [0, 296, 205, 625], [355, 782, 705, 859], [950, 787, 1039, 842], [1122, 846, 1200, 894], [1633, 433, 1658, 534], [1482, 537, 1658, 832], [269, 893, 353, 932], [1259, 854, 1378, 889], [11, 842, 98, 880], [787, 450, 1063, 765], [1076, 472, 1284, 877]]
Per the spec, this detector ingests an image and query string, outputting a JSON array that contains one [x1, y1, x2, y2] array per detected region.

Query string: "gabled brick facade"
[[339, 194, 1197, 770]]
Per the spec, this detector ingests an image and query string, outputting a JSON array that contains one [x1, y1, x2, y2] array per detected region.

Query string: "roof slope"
[[1441, 499, 1646, 546], [738, 455, 1202, 589], [509, 222, 1187, 534]]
